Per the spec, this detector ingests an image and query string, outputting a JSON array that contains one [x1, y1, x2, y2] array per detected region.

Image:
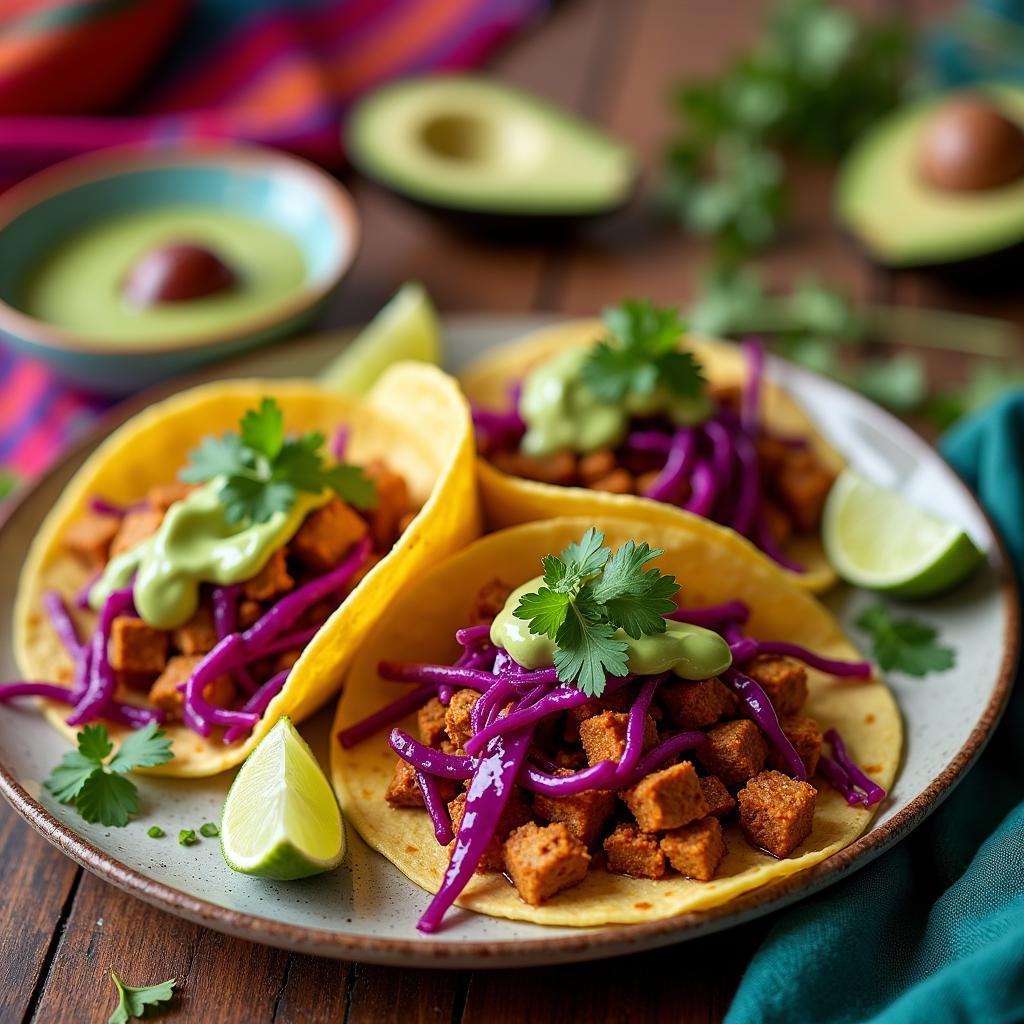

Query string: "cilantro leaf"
[[43, 724, 174, 828], [107, 722, 174, 774], [180, 397, 378, 523], [514, 588, 569, 640], [78, 722, 114, 762], [44, 725, 113, 803], [514, 529, 679, 696], [76, 770, 139, 827], [321, 463, 377, 510], [44, 750, 102, 804], [240, 397, 284, 460], [557, 527, 610, 588], [179, 432, 252, 484], [589, 541, 679, 638], [582, 300, 704, 404], [108, 972, 176, 1024], [554, 591, 629, 698], [219, 475, 295, 526], [855, 604, 955, 677]]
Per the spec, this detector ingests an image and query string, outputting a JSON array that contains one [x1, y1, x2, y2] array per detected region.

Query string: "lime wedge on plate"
[[221, 717, 345, 880], [319, 280, 441, 393], [823, 468, 984, 598]]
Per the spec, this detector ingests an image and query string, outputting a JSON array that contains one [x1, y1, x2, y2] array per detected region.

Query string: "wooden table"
[[2, 1, 1013, 1020]]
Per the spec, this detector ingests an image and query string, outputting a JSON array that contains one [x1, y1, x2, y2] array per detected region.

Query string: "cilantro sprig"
[[855, 604, 955, 678], [181, 397, 376, 525], [514, 528, 680, 697], [44, 722, 174, 827], [581, 300, 705, 406], [662, 0, 909, 261], [108, 971, 176, 1024]]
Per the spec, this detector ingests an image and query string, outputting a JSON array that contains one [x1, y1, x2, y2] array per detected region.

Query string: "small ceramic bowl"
[[0, 144, 360, 395]]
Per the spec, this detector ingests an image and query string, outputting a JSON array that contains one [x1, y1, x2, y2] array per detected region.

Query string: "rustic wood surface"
[[2, 0, 1009, 1020]]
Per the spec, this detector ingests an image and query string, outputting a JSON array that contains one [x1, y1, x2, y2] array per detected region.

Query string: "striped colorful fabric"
[[0, 0, 545, 492]]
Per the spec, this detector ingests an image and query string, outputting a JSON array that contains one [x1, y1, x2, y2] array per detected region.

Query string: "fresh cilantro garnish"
[[855, 604, 955, 677], [44, 723, 173, 827], [581, 299, 705, 405], [179, 828, 198, 847], [146, 826, 165, 839], [108, 971, 176, 1024], [180, 397, 376, 525], [513, 528, 679, 697], [199, 821, 220, 838]]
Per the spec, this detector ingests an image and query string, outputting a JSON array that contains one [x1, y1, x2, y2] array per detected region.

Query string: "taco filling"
[[469, 301, 837, 574], [337, 526, 886, 934], [4, 398, 414, 742]]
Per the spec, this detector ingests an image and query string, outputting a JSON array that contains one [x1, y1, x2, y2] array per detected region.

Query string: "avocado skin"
[[843, 226, 1024, 292]]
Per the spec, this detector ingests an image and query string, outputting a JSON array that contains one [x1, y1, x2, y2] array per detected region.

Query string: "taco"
[[6, 363, 479, 777], [459, 303, 845, 592], [332, 515, 899, 931]]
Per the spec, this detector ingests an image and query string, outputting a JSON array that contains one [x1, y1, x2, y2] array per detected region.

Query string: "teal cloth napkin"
[[726, 393, 1024, 1024]]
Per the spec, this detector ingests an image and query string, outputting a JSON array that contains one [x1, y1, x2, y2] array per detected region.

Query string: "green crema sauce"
[[518, 348, 713, 458], [89, 481, 329, 630], [489, 577, 733, 680]]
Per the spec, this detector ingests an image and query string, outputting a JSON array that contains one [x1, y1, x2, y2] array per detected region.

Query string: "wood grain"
[[0, 801, 80, 1024]]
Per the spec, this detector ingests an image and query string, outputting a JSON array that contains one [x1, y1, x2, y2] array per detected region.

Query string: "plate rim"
[[0, 316, 1018, 965]]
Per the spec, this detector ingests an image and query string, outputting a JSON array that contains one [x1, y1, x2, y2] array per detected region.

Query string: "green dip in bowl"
[[0, 145, 359, 394]]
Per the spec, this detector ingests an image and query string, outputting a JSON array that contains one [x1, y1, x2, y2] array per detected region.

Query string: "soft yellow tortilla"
[[458, 319, 846, 593], [332, 515, 900, 927], [15, 362, 480, 777]]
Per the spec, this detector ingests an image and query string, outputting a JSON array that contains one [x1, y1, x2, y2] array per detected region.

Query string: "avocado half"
[[836, 84, 1024, 267], [346, 75, 635, 222]]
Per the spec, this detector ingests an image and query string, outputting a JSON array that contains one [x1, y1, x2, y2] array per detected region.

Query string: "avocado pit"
[[123, 242, 237, 307], [918, 95, 1024, 192]]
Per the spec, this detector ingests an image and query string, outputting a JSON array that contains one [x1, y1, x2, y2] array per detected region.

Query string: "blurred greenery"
[[686, 266, 1023, 429], [662, 0, 910, 262], [0, 470, 16, 501]]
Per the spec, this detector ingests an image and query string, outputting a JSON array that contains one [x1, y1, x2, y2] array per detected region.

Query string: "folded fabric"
[[726, 392, 1024, 1024], [0, 0, 545, 189]]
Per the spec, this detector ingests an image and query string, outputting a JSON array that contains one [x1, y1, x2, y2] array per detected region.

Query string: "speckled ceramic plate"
[[0, 316, 1017, 968]]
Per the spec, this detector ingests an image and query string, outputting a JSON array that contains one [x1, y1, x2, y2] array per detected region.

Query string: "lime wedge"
[[319, 281, 441, 393], [220, 717, 345, 880], [823, 469, 984, 598]]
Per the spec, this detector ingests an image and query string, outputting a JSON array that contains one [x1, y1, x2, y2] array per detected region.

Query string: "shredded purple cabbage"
[[417, 728, 534, 934], [331, 425, 350, 461], [741, 338, 765, 434], [418, 771, 454, 845], [0, 681, 164, 726], [742, 640, 873, 679], [43, 590, 83, 659], [667, 600, 750, 629], [722, 667, 806, 780], [222, 670, 290, 744], [643, 427, 696, 503], [818, 753, 867, 806], [74, 568, 101, 610], [825, 728, 886, 806], [66, 587, 134, 726]]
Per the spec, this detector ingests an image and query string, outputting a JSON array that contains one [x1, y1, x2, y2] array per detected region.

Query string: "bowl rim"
[[0, 141, 360, 357]]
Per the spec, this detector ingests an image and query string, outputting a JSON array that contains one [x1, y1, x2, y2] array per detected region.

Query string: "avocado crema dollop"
[[490, 576, 733, 680], [89, 482, 330, 630], [519, 348, 712, 458]]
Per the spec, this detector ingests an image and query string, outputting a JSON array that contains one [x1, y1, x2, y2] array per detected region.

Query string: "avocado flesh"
[[836, 84, 1024, 267], [347, 75, 635, 216]]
